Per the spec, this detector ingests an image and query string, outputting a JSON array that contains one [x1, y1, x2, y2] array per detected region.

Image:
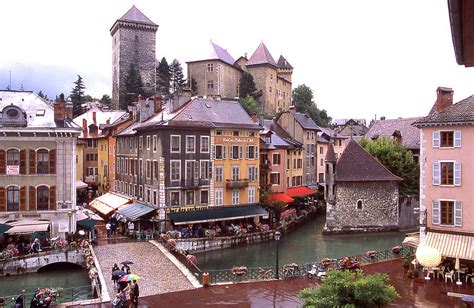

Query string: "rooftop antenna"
[[9, 70, 12, 90]]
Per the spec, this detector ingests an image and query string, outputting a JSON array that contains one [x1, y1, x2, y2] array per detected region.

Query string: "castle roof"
[[209, 42, 236, 66], [294, 112, 319, 130], [413, 95, 474, 127], [335, 140, 402, 182], [277, 55, 293, 69], [247, 42, 278, 67], [117, 5, 157, 26]]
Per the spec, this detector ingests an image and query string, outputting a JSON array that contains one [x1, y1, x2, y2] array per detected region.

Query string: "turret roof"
[[277, 55, 293, 69], [117, 5, 157, 26], [247, 42, 277, 67]]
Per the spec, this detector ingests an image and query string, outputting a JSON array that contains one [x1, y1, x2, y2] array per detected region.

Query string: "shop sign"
[[7, 165, 19, 175], [222, 137, 254, 143], [167, 205, 209, 213]]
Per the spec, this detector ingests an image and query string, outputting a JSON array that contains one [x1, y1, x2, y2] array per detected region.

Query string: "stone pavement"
[[92, 241, 194, 299]]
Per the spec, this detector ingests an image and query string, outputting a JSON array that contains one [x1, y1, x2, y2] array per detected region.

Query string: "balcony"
[[182, 178, 210, 188], [226, 179, 249, 189]]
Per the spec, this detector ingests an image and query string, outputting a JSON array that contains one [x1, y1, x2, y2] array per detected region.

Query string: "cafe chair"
[[445, 270, 455, 283], [437, 266, 445, 279], [466, 273, 474, 283]]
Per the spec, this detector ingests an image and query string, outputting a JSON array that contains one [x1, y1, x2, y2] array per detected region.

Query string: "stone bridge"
[[0, 249, 86, 276]]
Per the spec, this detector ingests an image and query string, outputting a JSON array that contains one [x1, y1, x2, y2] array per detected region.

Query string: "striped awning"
[[402, 232, 420, 248], [425, 232, 474, 260], [5, 221, 50, 234]]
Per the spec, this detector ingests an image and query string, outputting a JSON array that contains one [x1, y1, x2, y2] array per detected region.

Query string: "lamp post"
[[275, 231, 281, 279], [67, 210, 73, 234]]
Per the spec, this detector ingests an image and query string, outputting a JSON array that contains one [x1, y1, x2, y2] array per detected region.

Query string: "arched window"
[[37, 149, 49, 174], [356, 199, 363, 210], [7, 186, 19, 211], [37, 186, 49, 211], [7, 149, 19, 166]]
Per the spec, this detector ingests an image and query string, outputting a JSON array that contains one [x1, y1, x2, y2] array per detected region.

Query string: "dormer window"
[[6, 109, 19, 118], [2, 105, 27, 127]]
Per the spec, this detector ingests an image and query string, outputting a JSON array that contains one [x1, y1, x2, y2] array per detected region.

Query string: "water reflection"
[[197, 215, 406, 270]]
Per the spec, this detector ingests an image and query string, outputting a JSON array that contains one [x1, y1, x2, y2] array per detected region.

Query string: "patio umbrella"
[[121, 260, 134, 265], [455, 257, 462, 285], [119, 274, 141, 282], [112, 270, 126, 279], [416, 246, 441, 267]]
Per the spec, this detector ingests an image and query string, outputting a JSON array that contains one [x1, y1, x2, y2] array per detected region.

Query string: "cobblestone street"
[[93, 241, 194, 298]]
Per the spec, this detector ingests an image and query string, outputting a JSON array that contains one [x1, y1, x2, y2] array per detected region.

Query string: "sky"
[[1, 0, 474, 123]]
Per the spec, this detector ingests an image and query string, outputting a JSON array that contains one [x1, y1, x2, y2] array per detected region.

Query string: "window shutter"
[[432, 161, 440, 185], [49, 186, 56, 210], [239, 146, 243, 159], [454, 161, 461, 186], [20, 186, 26, 211], [208, 161, 212, 178], [29, 186, 36, 211], [0, 150, 5, 175], [229, 146, 233, 160], [432, 200, 440, 224], [454, 130, 462, 147], [0, 187, 5, 211], [455, 201, 462, 227], [211, 145, 216, 159], [49, 149, 56, 174], [20, 150, 26, 174], [246, 146, 249, 159], [432, 131, 440, 147], [223, 145, 226, 159], [29, 149, 36, 175]]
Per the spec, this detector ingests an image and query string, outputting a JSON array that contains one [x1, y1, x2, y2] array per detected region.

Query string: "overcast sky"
[[1, 0, 474, 122]]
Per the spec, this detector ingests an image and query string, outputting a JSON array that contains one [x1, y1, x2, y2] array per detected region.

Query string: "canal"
[[196, 215, 406, 271]]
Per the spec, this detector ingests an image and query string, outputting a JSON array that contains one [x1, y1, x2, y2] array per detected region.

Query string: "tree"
[[37, 90, 48, 100], [292, 84, 332, 127], [189, 77, 198, 96], [156, 57, 171, 96], [299, 269, 399, 308], [239, 95, 258, 116], [359, 137, 419, 196], [100, 94, 113, 109], [70, 75, 86, 117], [239, 72, 257, 99], [123, 63, 145, 110], [170, 59, 186, 94]]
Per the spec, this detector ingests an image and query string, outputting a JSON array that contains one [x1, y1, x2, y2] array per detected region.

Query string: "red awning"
[[286, 186, 317, 198], [268, 193, 294, 204]]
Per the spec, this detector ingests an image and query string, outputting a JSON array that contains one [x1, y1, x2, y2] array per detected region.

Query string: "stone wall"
[[325, 181, 399, 234], [398, 195, 419, 231]]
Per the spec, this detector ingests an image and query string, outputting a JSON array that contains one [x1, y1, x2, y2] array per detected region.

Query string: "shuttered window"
[[29, 186, 35, 210], [6, 186, 19, 211], [37, 186, 49, 211], [432, 161, 440, 185], [440, 200, 454, 225], [19, 150, 26, 174], [455, 201, 462, 227], [432, 131, 440, 147], [49, 149, 56, 174], [454, 130, 462, 147], [20, 186, 26, 211], [454, 161, 461, 186], [49, 186, 56, 210], [432, 200, 440, 224], [37, 149, 49, 174], [29, 149, 36, 174]]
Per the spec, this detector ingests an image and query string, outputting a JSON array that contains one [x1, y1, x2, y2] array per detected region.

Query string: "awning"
[[286, 186, 317, 198], [76, 209, 103, 222], [117, 202, 156, 222], [89, 192, 132, 216], [402, 232, 420, 248], [0, 223, 12, 236], [425, 232, 474, 260], [90, 200, 115, 216], [268, 193, 294, 204], [76, 180, 88, 189], [168, 205, 269, 225], [5, 220, 50, 234]]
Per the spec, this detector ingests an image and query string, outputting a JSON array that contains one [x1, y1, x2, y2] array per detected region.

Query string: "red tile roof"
[[269, 193, 294, 204], [286, 186, 317, 198]]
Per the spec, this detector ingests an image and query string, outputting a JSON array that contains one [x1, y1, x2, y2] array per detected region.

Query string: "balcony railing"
[[226, 179, 249, 189]]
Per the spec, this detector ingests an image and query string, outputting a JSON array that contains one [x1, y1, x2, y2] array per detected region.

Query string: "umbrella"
[[416, 246, 441, 267], [121, 260, 134, 265], [119, 274, 141, 282], [455, 257, 462, 285], [112, 270, 126, 279]]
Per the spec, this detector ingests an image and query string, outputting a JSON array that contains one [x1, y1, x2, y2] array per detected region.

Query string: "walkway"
[[93, 241, 194, 299]]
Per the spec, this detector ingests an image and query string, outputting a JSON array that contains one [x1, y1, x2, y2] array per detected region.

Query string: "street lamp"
[[67, 210, 73, 234], [275, 231, 281, 279]]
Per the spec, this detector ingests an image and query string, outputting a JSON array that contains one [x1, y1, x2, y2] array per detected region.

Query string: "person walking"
[[106, 222, 111, 238], [130, 280, 139, 307], [111, 263, 120, 289], [121, 263, 131, 274]]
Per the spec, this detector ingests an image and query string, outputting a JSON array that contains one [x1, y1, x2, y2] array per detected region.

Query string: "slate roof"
[[294, 112, 319, 130], [117, 5, 157, 26], [266, 120, 303, 150], [247, 42, 278, 67], [365, 117, 422, 150], [277, 55, 293, 69], [413, 95, 474, 126], [261, 119, 291, 149], [0, 90, 80, 130], [335, 140, 402, 182], [325, 143, 337, 162]]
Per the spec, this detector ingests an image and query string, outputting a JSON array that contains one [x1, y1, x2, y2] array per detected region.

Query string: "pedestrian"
[[121, 263, 131, 274], [106, 222, 111, 238], [111, 263, 120, 287], [130, 280, 139, 307]]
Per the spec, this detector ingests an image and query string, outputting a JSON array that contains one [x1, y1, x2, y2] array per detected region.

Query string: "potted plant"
[[412, 268, 419, 278]]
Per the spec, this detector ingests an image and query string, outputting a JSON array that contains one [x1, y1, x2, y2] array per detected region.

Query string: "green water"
[[196, 215, 406, 270]]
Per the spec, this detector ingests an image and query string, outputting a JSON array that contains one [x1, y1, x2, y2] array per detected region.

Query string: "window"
[[319, 147, 323, 155], [7, 186, 19, 211], [200, 161, 211, 179], [215, 166, 223, 182], [246, 146, 257, 159], [171, 135, 180, 153], [37, 149, 49, 174], [200, 190, 209, 204], [232, 166, 239, 180], [233, 131, 239, 136], [146, 160, 151, 179], [320, 158, 324, 167], [272, 153, 281, 165], [139, 186, 143, 199], [207, 80, 214, 89], [216, 130, 222, 136], [230, 145, 241, 159], [440, 162, 453, 185], [207, 63, 214, 72], [146, 136, 151, 150], [433, 130, 462, 148], [440, 131, 453, 147], [153, 160, 159, 180], [248, 186, 255, 203], [139, 159, 143, 177], [171, 160, 181, 181], [146, 188, 151, 203], [297, 159, 302, 169], [356, 199, 363, 210], [434, 161, 461, 186], [186, 136, 195, 153], [270, 173, 280, 185], [7, 149, 19, 166], [139, 136, 143, 149], [170, 191, 180, 206], [215, 145, 226, 159], [153, 135, 157, 152], [153, 190, 157, 206], [318, 172, 324, 183], [440, 200, 454, 225], [36, 186, 49, 211], [248, 166, 258, 181], [186, 160, 197, 180], [186, 191, 195, 205], [215, 189, 223, 206], [201, 136, 209, 153], [232, 189, 239, 205]]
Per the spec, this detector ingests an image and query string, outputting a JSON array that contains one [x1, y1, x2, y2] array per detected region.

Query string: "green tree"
[[292, 84, 332, 127], [239, 95, 258, 116], [100, 94, 112, 109], [123, 63, 145, 110], [239, 72, 257, 99], [299, 269, 399, 308], [156, 57, 171, 96], [189, 77, 198, 96], [170, 59, 186, 94], [359, 137, 419, 196], [70, 75, 86, 117]]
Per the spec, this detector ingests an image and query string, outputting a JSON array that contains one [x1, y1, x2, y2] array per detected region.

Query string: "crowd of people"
[[111, 262, 140, 308]]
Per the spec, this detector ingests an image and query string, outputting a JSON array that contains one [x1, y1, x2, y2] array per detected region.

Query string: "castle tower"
[[324, 143, 337, 203], [110, 6, 158, 108], [277, 55, 293, 82]]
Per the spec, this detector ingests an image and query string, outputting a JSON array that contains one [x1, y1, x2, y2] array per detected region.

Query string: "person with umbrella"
[[112, 269, 126, 292], [111, 263, 120, 286], [121, 261, 133, 274]]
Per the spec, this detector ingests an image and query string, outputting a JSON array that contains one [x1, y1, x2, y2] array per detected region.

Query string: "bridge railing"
[[0, 284, 94, 306]]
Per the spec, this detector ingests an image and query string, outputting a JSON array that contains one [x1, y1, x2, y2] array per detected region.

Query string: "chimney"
[[289, 105, 296, 114], [92, 111, 97, 126], [53, 93, 66, 121], [380, 116, 386, 120], [251, 114, 258, 123], [434, 87, 454, 112], [153, 96, 162, 113], [65, 102, 73, 119], [106, 118, 110, 124], [82, 118, 88, 136]]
